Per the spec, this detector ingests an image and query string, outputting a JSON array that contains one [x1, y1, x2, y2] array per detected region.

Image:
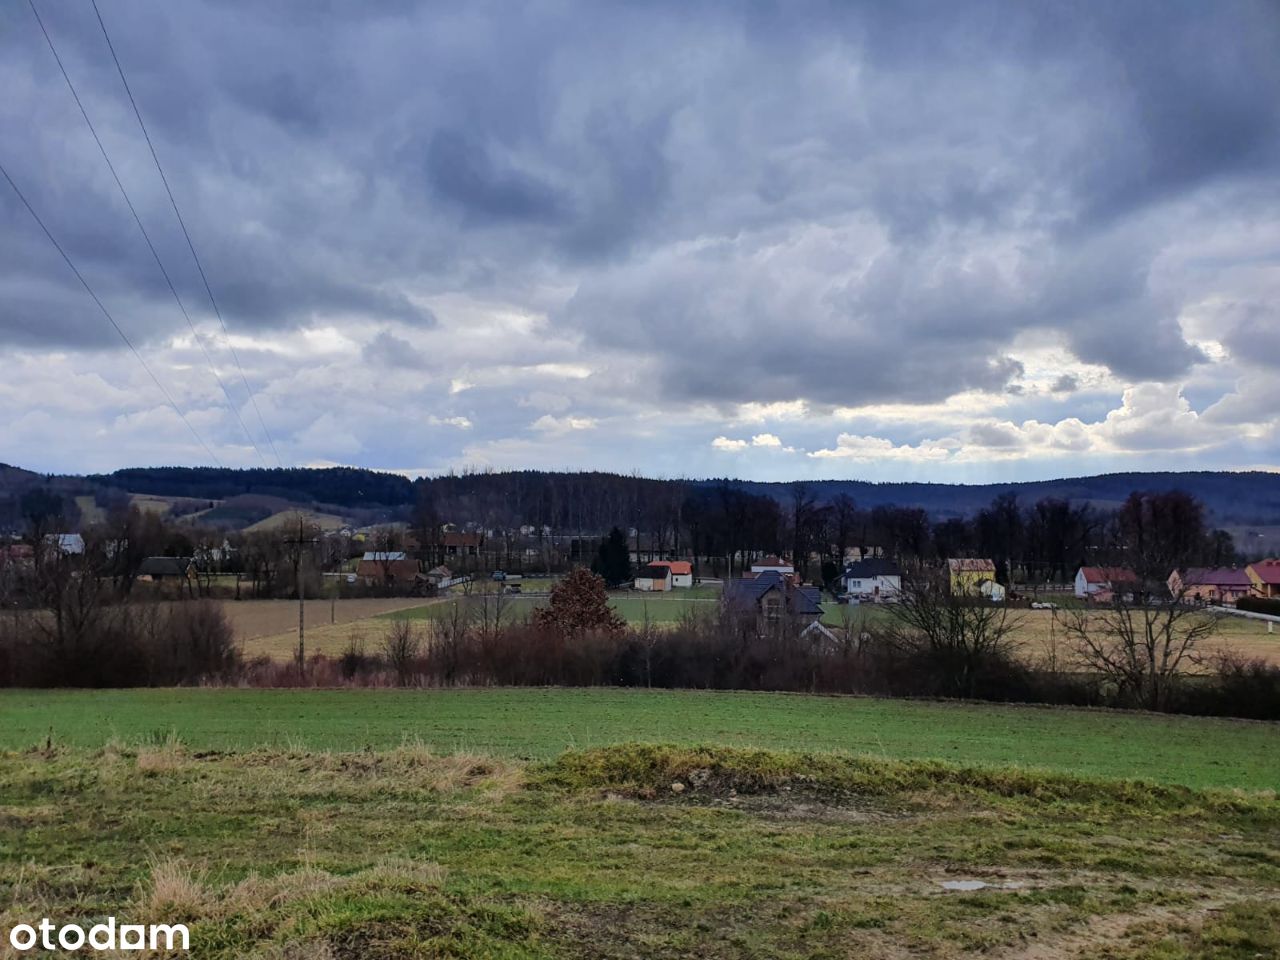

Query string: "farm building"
[[0, 543, 34, 564], [442, 531, 483, 557], [356, 551, 421, 584], [947, 558, 995, 595], [1246, 559, 1280, 599], [840, 558, 901, 601], [724, 570, 822, 635], [1168, 567, 1253, 604], [1074, 566, 1138, 600], [750, 556, 794, 575], [634, 563, 673, 592], [135, 556, 196, 582], [645, 560, 693, 588]]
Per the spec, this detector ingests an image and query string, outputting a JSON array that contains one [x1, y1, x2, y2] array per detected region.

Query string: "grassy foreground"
[[1, 741, 1277, 959], [2, 688, 1279, 790]]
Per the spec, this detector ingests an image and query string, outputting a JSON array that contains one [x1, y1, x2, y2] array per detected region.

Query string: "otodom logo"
[[7, 918, 189, 952]]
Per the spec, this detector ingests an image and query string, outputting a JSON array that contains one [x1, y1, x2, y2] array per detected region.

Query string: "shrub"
[[1237, 596, 1280, 617]]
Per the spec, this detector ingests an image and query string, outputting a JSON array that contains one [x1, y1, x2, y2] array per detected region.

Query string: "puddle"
[[938, 879, 1028, 892]]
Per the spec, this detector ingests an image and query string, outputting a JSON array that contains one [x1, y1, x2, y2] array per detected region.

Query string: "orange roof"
[[651, 560, 692, 576]]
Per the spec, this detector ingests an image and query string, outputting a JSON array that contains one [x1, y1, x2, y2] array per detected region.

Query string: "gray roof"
[[724, 570, 822, 616], [843, 558, 901, 578]]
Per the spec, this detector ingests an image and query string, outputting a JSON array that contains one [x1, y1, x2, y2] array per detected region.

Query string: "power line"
[[90, 0, 284, 468], [28, 0, 268, 467], [1, 160, 223, 467]]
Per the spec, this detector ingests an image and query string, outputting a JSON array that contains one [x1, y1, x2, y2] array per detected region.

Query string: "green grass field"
[[4, 689, 1279, 957], [3, 688, 1278, 790], [2, 738, 1278, 959]]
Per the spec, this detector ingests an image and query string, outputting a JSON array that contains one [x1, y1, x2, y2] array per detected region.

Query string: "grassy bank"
[[1, 742, 1277, 959], [3, 688, 1278, 790]]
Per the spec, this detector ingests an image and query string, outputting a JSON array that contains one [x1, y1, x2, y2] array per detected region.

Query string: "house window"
[[762, 595, 782, 621]]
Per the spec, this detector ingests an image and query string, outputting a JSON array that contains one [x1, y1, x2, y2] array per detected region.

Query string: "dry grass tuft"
[[250, 941, 339, 960], [221, 866, 346, 916], [141, 858, 212, 921], [419, 750, 523, 793], [136, 731, 185, 774]]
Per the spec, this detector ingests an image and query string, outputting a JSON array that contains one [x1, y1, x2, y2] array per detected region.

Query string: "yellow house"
[[1246, 559, 1280, 599], [948, 558, 996, 595]]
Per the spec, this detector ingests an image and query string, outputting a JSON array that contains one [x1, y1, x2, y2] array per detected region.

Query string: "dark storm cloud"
[[1, 0, 1278, 417]]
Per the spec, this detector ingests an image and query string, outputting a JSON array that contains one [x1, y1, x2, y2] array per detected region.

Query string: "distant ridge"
[[0, 463, 1276, 529]]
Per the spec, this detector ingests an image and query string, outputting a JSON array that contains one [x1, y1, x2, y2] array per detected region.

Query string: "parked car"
[[492, 571, 507, 581]]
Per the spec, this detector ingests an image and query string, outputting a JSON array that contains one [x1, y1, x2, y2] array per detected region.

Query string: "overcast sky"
[[2, 1, 1278, 482]]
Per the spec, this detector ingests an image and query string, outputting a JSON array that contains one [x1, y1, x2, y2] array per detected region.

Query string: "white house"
[[1074, 566, 1138, 600], [634, 563, 673, 592], [840, 559, 901, 601], [750, 555, 794, 575]]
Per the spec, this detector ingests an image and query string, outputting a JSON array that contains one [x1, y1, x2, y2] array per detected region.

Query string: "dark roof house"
[[842, 558, 901, 579], [724, 570, 823, 627]]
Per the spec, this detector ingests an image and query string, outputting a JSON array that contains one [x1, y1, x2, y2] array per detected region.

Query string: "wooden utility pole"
[[285, 514, 319, 676]]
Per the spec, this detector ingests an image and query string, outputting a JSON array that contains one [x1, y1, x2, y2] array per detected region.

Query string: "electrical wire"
[[1, 160, 224, 467], [91, 0, 284, 467], [28, 0, 268, 466]]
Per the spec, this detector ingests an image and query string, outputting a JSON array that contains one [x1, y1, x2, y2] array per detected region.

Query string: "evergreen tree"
[[592, 527, 632, 587]]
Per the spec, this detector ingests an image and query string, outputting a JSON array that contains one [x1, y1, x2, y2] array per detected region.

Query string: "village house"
[[1074, 566, 1139, 602], [840, 558, 901, 602], [634, 563, 673, 592], [1168, 567, 1253, 605], [1246, 559, 1280, 599], [947, 558, 996, 595], [724, 570, 823, 635], [422, 564, 453, 588], [749, 556, 794, 576]]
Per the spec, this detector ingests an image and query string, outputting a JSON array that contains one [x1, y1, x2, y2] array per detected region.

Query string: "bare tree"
[[889, 568, 1020, 697], [381, 619, 421, 687], [1059, 593, 1219, 711]]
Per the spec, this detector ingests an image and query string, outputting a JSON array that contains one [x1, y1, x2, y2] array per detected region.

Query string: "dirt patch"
[[218, 598, 433, 643], [994, 894, 1255, 960]]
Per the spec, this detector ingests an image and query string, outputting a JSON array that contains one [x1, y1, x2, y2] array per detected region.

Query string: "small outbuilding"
[[645, 560, 693, 588], [634, 563, 673, 592]]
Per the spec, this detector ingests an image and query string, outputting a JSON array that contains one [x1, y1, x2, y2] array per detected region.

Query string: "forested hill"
[[42, 465, 1280, 527]]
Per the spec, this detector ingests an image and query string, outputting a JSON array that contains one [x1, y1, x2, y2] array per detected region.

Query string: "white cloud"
[[808, 434, 957, 462], [532, 414, 597, 433], [711, 436, 748, 452]]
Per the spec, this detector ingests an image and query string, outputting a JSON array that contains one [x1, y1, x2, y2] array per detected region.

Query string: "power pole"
[[284, 514, 319, 676]]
